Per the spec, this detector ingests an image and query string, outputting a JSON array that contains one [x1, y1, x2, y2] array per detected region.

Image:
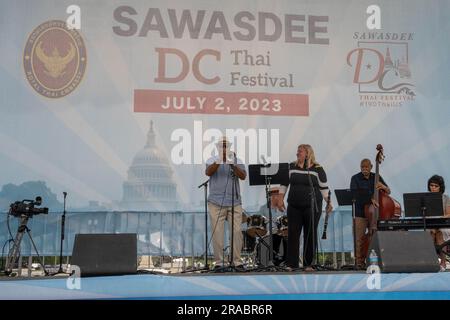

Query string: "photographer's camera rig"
[[9, 196, 48, 218], [4, 197, 49, 276]]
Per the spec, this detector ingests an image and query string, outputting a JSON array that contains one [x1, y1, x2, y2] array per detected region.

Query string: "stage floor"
[[1, 270, 450, 300]]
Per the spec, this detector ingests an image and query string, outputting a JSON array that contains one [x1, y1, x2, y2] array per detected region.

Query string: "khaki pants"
[[208, 202, 243, 266], [354, 217, 369, 268]]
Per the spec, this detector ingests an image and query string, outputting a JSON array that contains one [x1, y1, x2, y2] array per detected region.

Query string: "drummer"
[[259, 204, 285, 230], [243, 191, 286, 237], [257, 189, 289, 264]]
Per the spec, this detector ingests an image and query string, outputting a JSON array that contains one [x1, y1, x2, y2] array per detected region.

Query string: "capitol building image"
[[121, 121, 179, 211]]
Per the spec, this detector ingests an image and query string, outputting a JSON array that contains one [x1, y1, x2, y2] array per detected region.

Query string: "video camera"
[[9, 196, 49, 217]]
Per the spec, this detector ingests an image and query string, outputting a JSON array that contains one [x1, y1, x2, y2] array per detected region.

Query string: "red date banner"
[[134, 90, 309, 116]]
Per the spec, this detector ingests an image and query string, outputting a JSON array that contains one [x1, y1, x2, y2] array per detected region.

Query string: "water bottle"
[[367, 249, 379, 274]]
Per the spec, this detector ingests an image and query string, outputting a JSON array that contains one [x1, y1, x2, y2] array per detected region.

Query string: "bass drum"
[[256, 234, 288, 267]]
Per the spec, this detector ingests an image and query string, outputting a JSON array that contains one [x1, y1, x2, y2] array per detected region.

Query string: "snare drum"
[[246, 215, 267, 238], [276, 215, 288, 237]]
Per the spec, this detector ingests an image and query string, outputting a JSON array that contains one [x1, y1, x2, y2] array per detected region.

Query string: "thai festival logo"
[[346, 33, 415, 107], [23, 20, 86, 98]]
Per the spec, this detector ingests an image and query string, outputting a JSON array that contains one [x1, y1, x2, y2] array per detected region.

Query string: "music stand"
[[248, 163, 289, 186], [335, 189, 354, 207], [248, 163, 289, 270], [403, 192, 444, 231], [335, 189, 357, 270]]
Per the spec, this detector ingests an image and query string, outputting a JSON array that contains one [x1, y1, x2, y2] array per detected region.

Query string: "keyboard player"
[[428, 175, 450, 271]]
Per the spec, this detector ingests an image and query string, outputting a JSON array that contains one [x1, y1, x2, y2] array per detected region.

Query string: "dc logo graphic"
[[347, 43, 415, 96]]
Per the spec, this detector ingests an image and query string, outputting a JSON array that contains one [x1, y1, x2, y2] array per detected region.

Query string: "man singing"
[[205, 136, 247, 270]]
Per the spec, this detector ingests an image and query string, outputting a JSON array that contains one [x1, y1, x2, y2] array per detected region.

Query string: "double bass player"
[[350, 158, 391, 269]]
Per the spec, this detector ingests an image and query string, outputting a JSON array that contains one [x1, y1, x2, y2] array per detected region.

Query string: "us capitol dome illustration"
[[121, 121, 178, 211]]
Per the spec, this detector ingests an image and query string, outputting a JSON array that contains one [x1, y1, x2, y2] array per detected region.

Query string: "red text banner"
[[134, 90, 309, 116]]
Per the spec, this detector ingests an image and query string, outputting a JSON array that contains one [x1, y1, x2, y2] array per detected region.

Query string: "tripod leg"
[[28, 256, 32, 277], [5, 229, 26, 275], [18, 255, 23, 276], [25, 228, 48, 275]]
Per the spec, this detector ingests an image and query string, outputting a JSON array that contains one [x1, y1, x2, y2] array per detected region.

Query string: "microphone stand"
[[260, 165, 282, 271], [228, 154, 239, 271], [182, 179, 213, 274], [351, 196, 357, 270], [54, 192, 68, 275], [420, 197, 427, 232], [265, 172, 275, 268], [340, 191, 358, 271], [305, 159, 320, 269], [198, 179, 210, 271], [252, 161, 286, 272], [352, 195, 358, 270]]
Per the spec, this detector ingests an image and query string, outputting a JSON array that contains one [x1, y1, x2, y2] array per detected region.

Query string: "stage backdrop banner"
[[0, 0, 449, 215]]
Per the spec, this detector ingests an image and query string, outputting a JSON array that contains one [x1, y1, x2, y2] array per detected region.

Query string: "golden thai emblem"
[[35, 41, 76, 78], [23, 20, 86, 98]]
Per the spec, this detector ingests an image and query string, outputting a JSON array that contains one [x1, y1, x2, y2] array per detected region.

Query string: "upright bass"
[[364, 144, 401, 241]]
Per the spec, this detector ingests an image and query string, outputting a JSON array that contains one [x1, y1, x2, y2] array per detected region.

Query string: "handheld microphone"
[[63, 192, 67, 198], [304, 155, 308, 168]]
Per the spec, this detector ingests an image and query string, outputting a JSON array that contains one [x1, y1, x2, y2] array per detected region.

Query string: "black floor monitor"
[[71, 233, 137, 277]]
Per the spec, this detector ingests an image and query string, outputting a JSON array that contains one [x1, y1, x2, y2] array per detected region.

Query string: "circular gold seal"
[[23, 20, 87, 98]]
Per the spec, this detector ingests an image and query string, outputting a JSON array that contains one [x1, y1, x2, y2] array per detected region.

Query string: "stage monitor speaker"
[[71, 233, 137, 277], [368, 231, 440, 273]]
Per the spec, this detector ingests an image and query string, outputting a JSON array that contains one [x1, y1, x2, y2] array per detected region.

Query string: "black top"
[[281, 161, 329, 208], [350, 172, 388, 217]]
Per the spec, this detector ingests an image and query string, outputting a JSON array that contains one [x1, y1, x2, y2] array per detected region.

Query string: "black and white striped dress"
[[280, 161, 330, 209]]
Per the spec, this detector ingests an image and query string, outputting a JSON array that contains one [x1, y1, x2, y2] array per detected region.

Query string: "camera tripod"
[[5, 215, 48, 276]]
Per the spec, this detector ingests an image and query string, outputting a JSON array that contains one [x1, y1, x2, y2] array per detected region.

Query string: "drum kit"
[[241, 211, 288, 267]]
